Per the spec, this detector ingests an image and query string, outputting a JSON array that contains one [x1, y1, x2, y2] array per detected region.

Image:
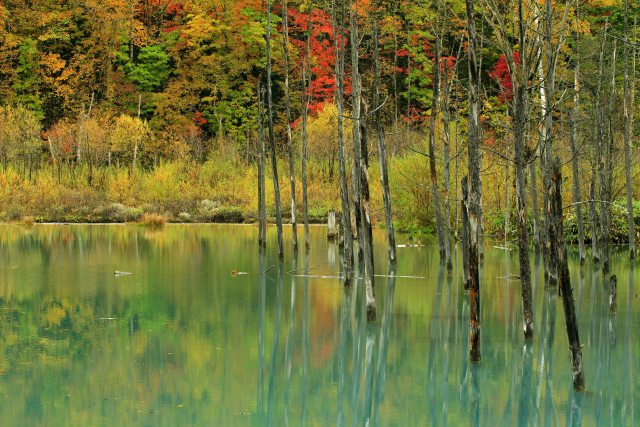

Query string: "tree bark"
[[569, 32, 586, 265], [589, 180, 599, 262], [529, 160, 540, 252], [623, 0, 635, 259], [373, 21, 397, 266], [465, 0, 481, 362], [609, 274, 617, 314], [550, 159, 585, 392], [462, 176, 470, 291], [360, 119, 376, 321], [301, 26, 311, 252], [442, 49, 453, 269], [349, 0, 362, 253], [332, 0, 354, 282], [281, 0, 298, 254], [513, 84, 534, 340], [265, 0, 284, 259], [428, 34, 448, 266], [258, 84, 267, 249], [596, 26, 609, 274]]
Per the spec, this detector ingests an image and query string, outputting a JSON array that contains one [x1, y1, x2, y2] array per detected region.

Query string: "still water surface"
[[0, 224, 638, 426]]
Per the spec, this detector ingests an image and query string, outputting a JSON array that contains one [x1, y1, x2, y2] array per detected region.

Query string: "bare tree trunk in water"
[[442, 51, 453, 270], [589, 180, 600, 262], [258, 84, 267, 249], [281, 0, 298, 254], [465, 0, 481, 362], [504, 153, 510, 247], [570, 23, 586, 264], [550, 159, 585, 392], [301, 27, 311, 252], [349, 0, 362, 254], [332, 0, 353, 283], [265, 0, 284, 259], [623, 0, 635, 259], [462, 177, 470, 291], [514, 84, 534, 340], [360, 119, 376, 321], [596, 27, 611, 275], [300, 34, 311, 253], [373, 21, 397, 265], [529, 161, 540, 252], [428, 34, 447, 266], [455, 122, 460, 239], [350, 0, 375, 320]]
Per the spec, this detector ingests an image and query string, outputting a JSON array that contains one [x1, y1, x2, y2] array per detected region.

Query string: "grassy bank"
[[3, 154, 639, 244]]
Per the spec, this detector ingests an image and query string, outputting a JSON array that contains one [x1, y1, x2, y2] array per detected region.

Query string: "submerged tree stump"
[[551, 159, 585, 392], [609, 274, 617, 314], [462, 177, 470, 291], [327, 210, 337, 241]]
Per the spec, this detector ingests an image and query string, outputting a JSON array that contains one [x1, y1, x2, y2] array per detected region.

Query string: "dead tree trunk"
[[265, 0, 284, 259], [550, 159, 585, 392], [609, 274, 617, 314], [442, 48, 453, 269], [596, 26, 610, 274], [373, 21, 397, 265], [332, 0, 353, 282], [465, 0, 481, 362], [462, 176, 470, 291], [529, 161, 540, 252], [301, 27, 311, 252], [258, 84, 267, 249], [514, 84, 534, 339], [589, 180, 600, 262], [360, 118, 376, 321], [623, 0, 635, 259], [428, 35, 448, 266], [281, 0, 298, 254], [569, 34, 586, 265], [349, 0, 363, 254]]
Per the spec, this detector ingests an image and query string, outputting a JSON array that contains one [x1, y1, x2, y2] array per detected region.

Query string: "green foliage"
[[564, 199, 640, 245], [12, 38, 43, 119], [126, 45, 172, 92]]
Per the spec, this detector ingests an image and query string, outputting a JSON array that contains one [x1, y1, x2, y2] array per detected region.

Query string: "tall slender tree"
[[373, 19, 396, 265], [465, 0, 482, 361], [428, 32, 449, 268], [265, 0, 284, 259], [301, 20, 311, 252], [623, 0, 635, 259], [569, 3, 586, 265], [332, 0, 354, 282], [281, 0, 298, 254], [258, 84, 267, 250], [350, 0, 375, 320]]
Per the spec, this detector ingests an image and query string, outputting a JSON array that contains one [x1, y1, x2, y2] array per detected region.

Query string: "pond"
[[0, 224, 638, 426]]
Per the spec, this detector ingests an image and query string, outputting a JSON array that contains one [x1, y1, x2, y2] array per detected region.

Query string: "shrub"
[[141, 213, 167, 228], [92, 203, 143, 223], [197, 206, 243, 223]]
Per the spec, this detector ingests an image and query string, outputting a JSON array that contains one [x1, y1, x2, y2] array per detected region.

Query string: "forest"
[[2, 0, 640, 402], [0, 0, 637, 238]]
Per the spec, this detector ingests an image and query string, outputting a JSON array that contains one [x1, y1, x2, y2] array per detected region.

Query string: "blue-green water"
[[0, 224, 638, 426]]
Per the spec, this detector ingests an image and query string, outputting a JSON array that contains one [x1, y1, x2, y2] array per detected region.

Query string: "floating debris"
[[293, 274, 344, 279], [114, 271, 132, 277], [231, 270, 249, 276]]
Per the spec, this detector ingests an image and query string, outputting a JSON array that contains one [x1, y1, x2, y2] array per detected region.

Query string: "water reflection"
[[0, 225, 639, 426]]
